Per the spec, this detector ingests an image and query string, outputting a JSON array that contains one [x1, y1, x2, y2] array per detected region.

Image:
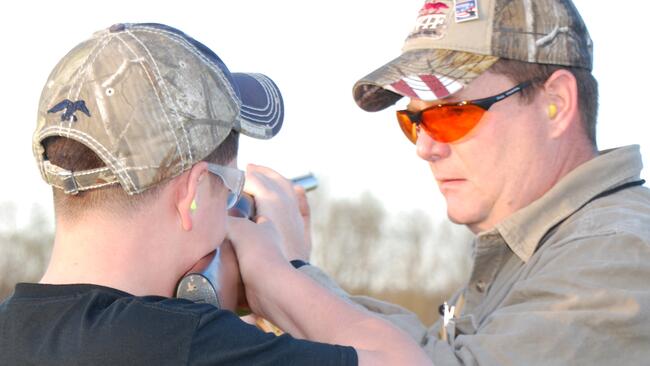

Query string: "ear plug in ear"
[[190, 199, 197, 213], [548, 104, 558, 119]]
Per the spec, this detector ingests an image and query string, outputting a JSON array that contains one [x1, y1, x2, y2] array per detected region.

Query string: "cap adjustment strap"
[[61, 170, 79, 195], [42, 161, 119, 195]]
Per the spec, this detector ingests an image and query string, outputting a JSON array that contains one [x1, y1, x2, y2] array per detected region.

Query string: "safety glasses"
[[206, 163, 245, 209], [396, 80, 532, 143]]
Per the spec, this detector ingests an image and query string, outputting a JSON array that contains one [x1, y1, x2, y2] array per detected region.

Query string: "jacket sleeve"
[[300, 232, 650, 365]]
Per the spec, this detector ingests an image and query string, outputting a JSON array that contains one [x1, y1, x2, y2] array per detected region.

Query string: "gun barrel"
[[291, 173, 318, 192]]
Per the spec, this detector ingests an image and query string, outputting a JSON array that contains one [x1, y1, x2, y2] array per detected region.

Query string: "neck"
[[546, 135, 598, 189], [41, 209, 189, 297], [469, 136, 597, 234]]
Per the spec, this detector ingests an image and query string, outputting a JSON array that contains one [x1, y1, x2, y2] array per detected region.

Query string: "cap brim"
[[231, 73, 284, 139], [353, 49, 499, 112]]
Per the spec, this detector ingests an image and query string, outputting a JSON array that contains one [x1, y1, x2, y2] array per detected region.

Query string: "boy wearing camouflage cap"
[[0, 23, 429, 365]]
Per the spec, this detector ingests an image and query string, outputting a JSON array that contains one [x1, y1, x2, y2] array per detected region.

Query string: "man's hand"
[[243, 164, 312, 261], [226, 216, 288, 317], [227, 215, 430, 366]]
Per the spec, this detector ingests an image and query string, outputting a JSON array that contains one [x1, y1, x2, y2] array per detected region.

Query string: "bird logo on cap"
[[47, 99, 91, 122]]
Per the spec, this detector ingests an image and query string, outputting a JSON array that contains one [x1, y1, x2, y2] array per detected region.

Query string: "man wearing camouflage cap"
[[264, 0, 650, 364], [0, 23, 430, 365]]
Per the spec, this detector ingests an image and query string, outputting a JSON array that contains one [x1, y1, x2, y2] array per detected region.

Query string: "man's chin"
[[446, 213, 465, 225], [446, 213, 475, 227], [446, 207, 487, 234]]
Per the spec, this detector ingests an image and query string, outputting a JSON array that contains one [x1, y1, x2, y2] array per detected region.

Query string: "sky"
[[0, 0, 648, 226]]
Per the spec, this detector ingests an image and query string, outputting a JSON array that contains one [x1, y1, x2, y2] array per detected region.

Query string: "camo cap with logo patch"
[[353, 0, 593, 112], [34, 23, 284, 195]]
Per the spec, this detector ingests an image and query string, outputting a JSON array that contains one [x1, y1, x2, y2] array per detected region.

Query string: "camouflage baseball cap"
[[353, 0, 593, 112], [34, 23, 284, 195]]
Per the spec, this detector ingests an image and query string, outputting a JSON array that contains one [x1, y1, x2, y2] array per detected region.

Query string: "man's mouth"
[[436, 178, 466, 188], [437, 177, 464, 183]]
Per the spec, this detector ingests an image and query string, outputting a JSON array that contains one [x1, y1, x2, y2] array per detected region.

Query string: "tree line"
[[0, 189, 473, 325]]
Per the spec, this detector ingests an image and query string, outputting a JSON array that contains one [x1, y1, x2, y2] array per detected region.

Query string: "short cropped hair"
[[44, 130, 239, 220], [489, 59, 599, 147]]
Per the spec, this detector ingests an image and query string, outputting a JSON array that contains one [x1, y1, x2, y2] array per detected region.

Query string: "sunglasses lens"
[[422, 105, 486, 142], [396, 111, 419, 143], [397, 105, 487, 144]]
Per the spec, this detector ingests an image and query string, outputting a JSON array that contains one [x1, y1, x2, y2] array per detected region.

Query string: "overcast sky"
[[1, 0, 648, 226]]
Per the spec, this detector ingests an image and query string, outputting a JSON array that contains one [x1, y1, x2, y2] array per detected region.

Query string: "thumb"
[[293, 186, 311, 219]]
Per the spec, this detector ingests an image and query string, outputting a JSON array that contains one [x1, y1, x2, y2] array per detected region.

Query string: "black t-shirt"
[[0, 283, 357, 365]]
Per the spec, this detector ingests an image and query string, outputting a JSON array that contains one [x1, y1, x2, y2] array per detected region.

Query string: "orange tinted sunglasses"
[[396, 81, 532, 143]]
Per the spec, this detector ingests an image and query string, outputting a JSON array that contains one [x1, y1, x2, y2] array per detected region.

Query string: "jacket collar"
[[486, 145, 644, 262]]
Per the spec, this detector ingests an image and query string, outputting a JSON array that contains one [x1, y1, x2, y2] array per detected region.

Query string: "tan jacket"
[[302, 145, 650, 365]]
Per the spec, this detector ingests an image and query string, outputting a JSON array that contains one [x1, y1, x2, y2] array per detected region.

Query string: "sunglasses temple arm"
[[471, 81, 532, 110]]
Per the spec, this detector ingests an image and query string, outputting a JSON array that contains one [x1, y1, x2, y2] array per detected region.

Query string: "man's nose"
[[415, 130, 450, 162]]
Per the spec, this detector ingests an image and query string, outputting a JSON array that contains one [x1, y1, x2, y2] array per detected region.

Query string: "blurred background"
[[1, 0, 648, 325]]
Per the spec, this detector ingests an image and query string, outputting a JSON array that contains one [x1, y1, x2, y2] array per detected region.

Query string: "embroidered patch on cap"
[[408, 1, 453, 41], [454, 0, 479, 23], [47, 99, 91, 122]]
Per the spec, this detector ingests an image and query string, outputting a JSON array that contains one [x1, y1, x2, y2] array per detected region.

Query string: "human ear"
[[542, 69, 580, 138], [177, 162, 209, 231]]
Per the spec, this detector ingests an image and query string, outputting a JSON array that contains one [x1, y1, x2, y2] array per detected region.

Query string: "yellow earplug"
[[190, 199, 197, 213], [548, 104, 558, 119]]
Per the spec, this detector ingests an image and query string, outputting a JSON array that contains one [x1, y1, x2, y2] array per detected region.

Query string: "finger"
[[293, 185, 306, 196], [247, 164, 294, 193], [228, 215, 274, 236], [244, 170, 284, 201], [231, 214, 274, 235], [247, 164, 287, 183], [226, 216, 255, 243], [242, 169, 267, 197], [227, 215, 250, 228], [244, 171, 299, 214], [227, 216, 280, 261], [254, 215, 270, 225], [240, 314, 259, 326], [293, 185, 311, 218]]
